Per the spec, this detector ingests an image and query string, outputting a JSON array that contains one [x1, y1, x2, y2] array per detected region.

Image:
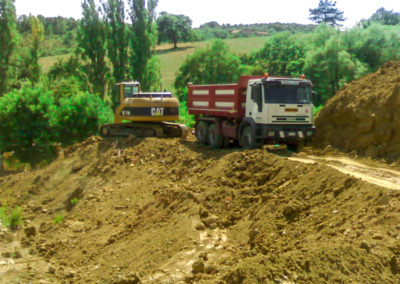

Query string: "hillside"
[[1, 136, 400, 282], [39, 36, 269, 90]]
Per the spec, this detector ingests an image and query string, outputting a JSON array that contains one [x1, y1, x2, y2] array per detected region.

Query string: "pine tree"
[[128, 0, 160, 91], [78, 0, 108, 99], [309, 0, 345, 27], [0, 0, 17, 96]]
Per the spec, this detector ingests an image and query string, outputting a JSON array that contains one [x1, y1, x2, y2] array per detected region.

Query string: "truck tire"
[[207, 124, 224, 149], [195, 121, 209, 144], [287, 141, 304, 153], [240, 125, 257, 149]]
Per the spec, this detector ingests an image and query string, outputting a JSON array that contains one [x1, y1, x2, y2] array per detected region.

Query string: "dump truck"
[[100, 81, 188, 138], [188, 74, 316, 151]]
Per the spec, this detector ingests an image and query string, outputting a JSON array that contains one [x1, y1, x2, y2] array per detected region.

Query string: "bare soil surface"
[[1, 136, 400, 283], [314, 60, 400, 163]]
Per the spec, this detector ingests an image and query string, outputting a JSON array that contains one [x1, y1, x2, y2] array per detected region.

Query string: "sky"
[[14, 0, 400, 28]]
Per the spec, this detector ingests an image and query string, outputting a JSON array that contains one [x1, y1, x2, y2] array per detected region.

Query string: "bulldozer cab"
[[121, 81, 140, 98], [113, 81, 141, 111]]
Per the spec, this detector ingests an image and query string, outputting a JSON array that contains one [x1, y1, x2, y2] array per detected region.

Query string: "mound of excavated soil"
[[314, 61, 400, 162], [1, 136, 400, 283]]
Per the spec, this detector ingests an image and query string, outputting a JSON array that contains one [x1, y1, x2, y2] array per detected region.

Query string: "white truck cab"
[[242, 76, 315, 151]]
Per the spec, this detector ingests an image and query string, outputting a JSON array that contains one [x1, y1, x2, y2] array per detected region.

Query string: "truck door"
[[247, 83, 263, 124]]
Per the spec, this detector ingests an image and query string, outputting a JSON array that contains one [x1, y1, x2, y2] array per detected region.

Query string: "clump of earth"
[[314, 60, 400, 163], [1, 135, 400, 283]]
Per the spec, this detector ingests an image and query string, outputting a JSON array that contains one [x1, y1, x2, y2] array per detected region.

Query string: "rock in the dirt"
[[360, 240, 370, 252], [198, 251, 208, 260], [112, 272, 140, 284], [199, 208, 209, 218], [192, 260, 205, 274], [204, 264, 217, 274], [48, 265, 56, 274], [203, 215, 218, 228], [282, 205, 296, 217], [24, 225, 37, 238], [372, 233, 384, 240], [195, 223, 205, 230]]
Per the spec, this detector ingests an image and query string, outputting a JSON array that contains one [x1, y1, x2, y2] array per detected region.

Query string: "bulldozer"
[[100, 81, 188, 138]]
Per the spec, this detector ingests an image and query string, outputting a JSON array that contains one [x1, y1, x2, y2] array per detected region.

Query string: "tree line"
[[174, 3, 400, 105]]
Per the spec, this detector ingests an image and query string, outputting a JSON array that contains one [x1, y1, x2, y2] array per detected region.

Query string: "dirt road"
[[289, 155, 400, 190]]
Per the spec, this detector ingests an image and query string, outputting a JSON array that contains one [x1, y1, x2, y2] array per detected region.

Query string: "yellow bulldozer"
[[100, 81, 188, 138]]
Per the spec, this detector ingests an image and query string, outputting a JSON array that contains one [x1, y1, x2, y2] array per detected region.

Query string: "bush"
[[0, 86, 57, 163], [51, 91, 113, 145], [0, 83, 113, 165]]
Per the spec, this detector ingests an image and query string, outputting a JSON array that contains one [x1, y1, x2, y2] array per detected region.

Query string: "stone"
[[192, 260, 205, 274], [204, 264, 217, 274], [48, 265, 56, 274], [195, 223, 205, 230], [360, 240, 370, 252], [24, 225, 37, 238], [198, 251, 208, 260]]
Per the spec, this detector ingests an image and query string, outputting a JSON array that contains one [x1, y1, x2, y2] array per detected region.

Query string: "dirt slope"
[[314, 61, 400, 162], [1, 137, 400, 283]]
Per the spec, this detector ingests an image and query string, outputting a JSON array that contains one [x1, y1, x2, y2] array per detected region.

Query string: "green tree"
[[174, 40, 245, 101], [28, 16, 44, 86], [245, 32, 307, 76], [0, 85, 57, 163], [0, 0, 17, 96], [157, 12, 192, 48], [360, 8, 400, 27], [77, 0, 108, 99], [309, 0, 345, 27], [127, 0, 160, 91], [304, 36, 366, 103], [101, 0, 127, 106]]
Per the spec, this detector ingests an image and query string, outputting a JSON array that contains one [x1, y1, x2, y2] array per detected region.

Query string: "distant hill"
[[195, 22, 316, 40]]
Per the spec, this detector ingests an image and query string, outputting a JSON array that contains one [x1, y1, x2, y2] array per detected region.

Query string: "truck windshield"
[[264, 86, 311, 104]]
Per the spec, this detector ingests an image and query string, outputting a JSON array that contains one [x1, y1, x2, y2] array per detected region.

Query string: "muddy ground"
[[1, 135, 400, 283]]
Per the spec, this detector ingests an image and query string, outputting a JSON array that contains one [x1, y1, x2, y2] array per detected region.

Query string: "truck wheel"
[[207, 124, 224, 149], [240, 125, 257, 149], [195, 121, 209, 144], [287, 141, 304, 153]]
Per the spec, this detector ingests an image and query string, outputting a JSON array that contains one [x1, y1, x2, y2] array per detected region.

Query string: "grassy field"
[[39, 36, 269, 90]]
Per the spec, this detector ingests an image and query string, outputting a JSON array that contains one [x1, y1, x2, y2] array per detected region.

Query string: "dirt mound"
[[314, 60, 400, 162], [1, 136, 400, 283]]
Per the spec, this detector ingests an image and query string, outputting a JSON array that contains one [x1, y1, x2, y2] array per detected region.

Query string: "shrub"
[[53, 214, 65, 224], [50, 91, 113, 145], [0, 85, 57, 163], [0, 206, 23, 230]]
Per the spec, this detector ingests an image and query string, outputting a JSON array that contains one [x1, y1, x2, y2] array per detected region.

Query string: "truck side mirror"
[[311, 91, 317, 103]]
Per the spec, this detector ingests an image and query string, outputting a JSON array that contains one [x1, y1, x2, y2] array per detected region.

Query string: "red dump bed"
[[188, 76, 263, 118]]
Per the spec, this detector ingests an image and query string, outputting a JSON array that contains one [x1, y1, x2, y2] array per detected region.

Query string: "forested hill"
[[195, 22, 316, 40]]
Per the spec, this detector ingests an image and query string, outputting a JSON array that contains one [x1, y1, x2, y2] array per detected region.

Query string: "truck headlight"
[[306, 131, 313, 136], [268, 131, 275, 137]]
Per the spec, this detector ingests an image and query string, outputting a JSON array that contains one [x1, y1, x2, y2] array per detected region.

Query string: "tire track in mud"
[[289, 155, 400, 190]]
